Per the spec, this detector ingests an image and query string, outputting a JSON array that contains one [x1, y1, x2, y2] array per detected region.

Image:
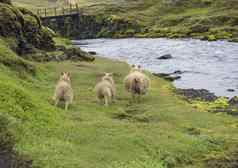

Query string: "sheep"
[[53, 72, 74, 110], [95, 73, 116, 106], [124, 65, 150, 100], [130, 64, 142, 73]]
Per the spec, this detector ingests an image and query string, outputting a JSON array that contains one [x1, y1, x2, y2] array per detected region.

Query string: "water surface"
[[74, 38, 238, 97]]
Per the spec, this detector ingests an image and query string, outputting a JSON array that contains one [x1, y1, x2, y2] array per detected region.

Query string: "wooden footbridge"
[[38, 4, 85, 37], [37, 3, 82, 19]]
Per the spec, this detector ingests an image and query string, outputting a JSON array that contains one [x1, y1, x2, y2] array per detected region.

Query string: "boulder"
[[191, 24, 209, 33], [0, 3, 55, 55], [229, 38, 238, 43], [164, 75, 181, 81], [229, 96, 238, 106], [56, 45, 66, 51], [176, 89, 218, 101], [0, 0, 11, 4], [153, 73, 181, 81], [64, 47, 95, 62], [173, 70, 183, 74], [88, 51, 97, 55], [227, 89, 235, 92], [157, 54, 173, 60]]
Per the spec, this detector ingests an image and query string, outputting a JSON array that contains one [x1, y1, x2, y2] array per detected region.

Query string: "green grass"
[[0, 38, 238, 167]]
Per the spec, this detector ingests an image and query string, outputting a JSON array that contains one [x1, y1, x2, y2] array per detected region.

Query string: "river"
[[73, 38, 238, 97]]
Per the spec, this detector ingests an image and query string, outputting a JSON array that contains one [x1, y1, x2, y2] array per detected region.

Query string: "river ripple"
[[74, 38, 238, 97]]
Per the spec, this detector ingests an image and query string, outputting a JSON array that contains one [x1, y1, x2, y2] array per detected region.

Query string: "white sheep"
[[53, 72, 74, 110], [95, 73, 116, 106], [124, 65, 150, 100]]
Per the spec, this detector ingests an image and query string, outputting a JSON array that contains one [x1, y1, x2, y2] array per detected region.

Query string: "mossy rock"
[[229, 38, 238, 42], [0, 0, 11, 4], [202, 35, 217, 41], [64, 47, 95, 62], [0, 3, 55, 55], [191, 24, 209, 33], [0, 39, 36, 74], [0, 4, 23, 37]]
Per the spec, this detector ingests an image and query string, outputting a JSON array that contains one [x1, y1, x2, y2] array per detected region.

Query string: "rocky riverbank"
[[153, 71, 238, 117]]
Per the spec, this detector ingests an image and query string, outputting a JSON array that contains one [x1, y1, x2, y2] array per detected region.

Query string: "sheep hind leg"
[[104, 96, 109, 106], [55, 98, 59, 107], [65, 101, 70, 111]]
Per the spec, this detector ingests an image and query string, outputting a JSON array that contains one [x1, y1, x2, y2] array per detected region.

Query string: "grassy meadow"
[[0, 37, 237, 167]]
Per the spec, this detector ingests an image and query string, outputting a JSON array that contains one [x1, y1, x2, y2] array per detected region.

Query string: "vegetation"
[[12, 0, 238, 41], [0, 36, 237, 167], [1, 1, 238, 167]]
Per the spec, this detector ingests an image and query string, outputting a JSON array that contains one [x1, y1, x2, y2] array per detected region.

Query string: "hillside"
[[13, 0, 238, 41]]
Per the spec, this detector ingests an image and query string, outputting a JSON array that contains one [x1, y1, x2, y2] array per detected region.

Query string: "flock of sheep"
[[52, 65, 151, 110]]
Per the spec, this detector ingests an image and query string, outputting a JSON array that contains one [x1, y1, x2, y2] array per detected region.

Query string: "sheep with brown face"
[[95, 73, 116, 106], [53, 72, 74, 110], [124, 65, 150, 100]]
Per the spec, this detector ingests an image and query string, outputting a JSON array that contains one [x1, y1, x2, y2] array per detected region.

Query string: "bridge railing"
[[37, 4, 80, 18]]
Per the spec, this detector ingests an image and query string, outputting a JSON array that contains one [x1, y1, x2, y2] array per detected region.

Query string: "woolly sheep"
[[124, 65, 150, 99], [53, 72, 74, 110], [95, 73, 116, 106]]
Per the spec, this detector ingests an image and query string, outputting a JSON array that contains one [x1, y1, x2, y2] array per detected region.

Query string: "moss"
[[207, 35, 217, 41], [0, 0, 11, 4], [0, 3, 55, 55], [0, 39, 35, 74], [192, 97, 229, 112]]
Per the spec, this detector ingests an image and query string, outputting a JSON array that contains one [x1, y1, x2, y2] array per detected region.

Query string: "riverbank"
[[0, 35, 237, 167]]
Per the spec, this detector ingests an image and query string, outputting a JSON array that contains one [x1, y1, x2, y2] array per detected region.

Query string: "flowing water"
[[73, 38, 238, 97]]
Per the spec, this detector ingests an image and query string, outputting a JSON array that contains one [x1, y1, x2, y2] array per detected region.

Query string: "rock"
[[229, 96, 238, 106], [153, 73, 181, 81], [64, 47, 95, 62], [227, 89, 235, 92], [157, 54, 173, 60], [0, 0, 11, 4], [71, 41, 89, 45], [229, 38, 238, 43], [173, 70, 183, 74], [176, 89, 218, 101], [88, 51, 97, 55], [153, 73, 170, 77], [164, 75, 181, 81], [0, 3, 56, 55], [191, 24, 209, 33], [56, 45, 66, 51], [201, 35, 217, 41]]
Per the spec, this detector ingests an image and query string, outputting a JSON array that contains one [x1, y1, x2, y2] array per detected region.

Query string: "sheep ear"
[[61, 72, 64, 76], [131, 64, 135, 68]]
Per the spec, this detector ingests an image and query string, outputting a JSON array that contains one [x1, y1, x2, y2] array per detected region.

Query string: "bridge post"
[[76, 3, 79, 13], [70, 4, 72, 14], [37, 9, 40, 16], [62, 7, 65, 15], [54, 7, 57, 16], [44, 8, 47, 17]]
